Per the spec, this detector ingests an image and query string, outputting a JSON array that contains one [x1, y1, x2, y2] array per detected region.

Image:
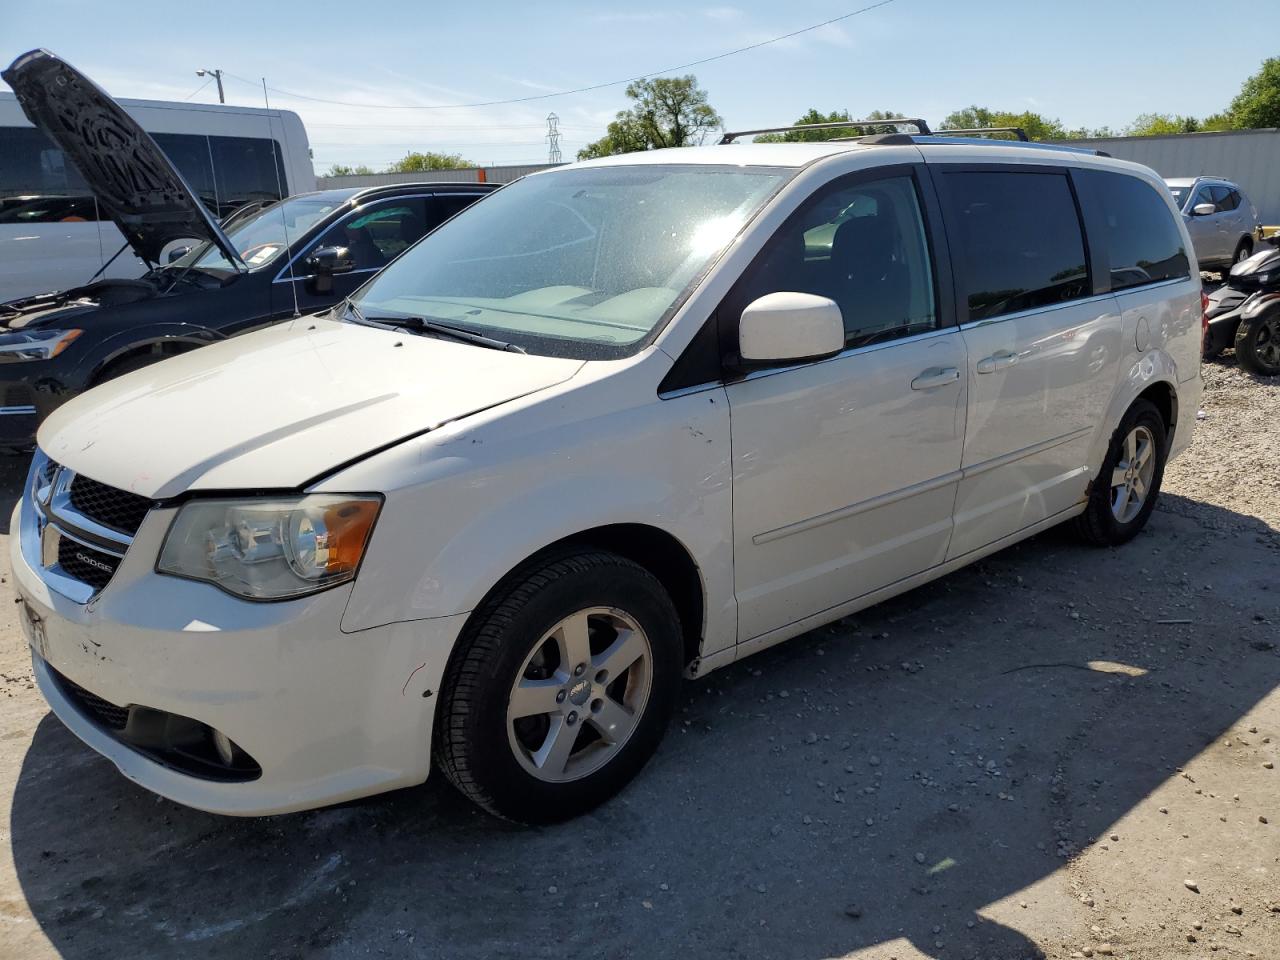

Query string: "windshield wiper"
[[344, 301, 525, 354]]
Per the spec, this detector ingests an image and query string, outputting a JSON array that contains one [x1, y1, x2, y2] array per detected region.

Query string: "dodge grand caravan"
[[12, 120, 1203, 824]]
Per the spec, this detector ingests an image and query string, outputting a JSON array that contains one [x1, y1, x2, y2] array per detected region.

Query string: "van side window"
[[940, 170, 1089, 323], [1081, 171, 1190, 291], [0, 126, 105, 222], [734, 174, 937, 346]]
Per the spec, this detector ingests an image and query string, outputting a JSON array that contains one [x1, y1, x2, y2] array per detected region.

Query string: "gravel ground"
[[0, 359, 1277, 960]]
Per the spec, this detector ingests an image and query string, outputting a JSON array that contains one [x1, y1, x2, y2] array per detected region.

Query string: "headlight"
[[157, 495, 381, 600], [0, 329, 82, 362]]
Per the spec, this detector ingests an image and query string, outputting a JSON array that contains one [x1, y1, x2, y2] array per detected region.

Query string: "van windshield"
[[174, 196, 347, 272], [348, 164, 789, 359]]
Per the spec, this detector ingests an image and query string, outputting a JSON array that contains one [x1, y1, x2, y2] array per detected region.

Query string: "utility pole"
[[546, 113, 562, 164], [196, 68, 225, 104]]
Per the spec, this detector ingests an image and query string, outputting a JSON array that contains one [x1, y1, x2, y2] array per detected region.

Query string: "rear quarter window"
[[939, 169, 1090, 323], [1079, 171, 1190, 291]]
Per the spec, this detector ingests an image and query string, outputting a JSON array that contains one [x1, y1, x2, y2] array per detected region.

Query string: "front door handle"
[[910, 366, 961, 390], [976, 350, 1019, 374]]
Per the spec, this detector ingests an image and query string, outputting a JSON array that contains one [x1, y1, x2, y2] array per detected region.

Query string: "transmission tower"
[[546, 113, 562, 164]]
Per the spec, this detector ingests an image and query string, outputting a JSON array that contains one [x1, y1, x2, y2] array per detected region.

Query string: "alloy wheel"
[[506, 607, 652, 783], [1110, 424, 1157, 523], [1253, 317, 1280, 370]]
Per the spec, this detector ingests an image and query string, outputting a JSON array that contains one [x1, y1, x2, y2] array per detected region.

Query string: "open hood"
[[1, 49, 244, 269]]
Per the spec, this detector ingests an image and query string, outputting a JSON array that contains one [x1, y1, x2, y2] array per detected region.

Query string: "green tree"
[[939, 105, 1069, 141], [1229, 57, 1280, 128], [323, 163, 374, 177], [753, 108, 909, 142], [1125, 113, 1202, 136], [387, 151, 472, 172], [578, 76, 722, 159]]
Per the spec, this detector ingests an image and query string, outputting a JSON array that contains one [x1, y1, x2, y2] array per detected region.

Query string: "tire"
[[1233, 238, 1254, 265], [435, 550, 683, 823], [1235, 310, 1280, 376], [1075, 399, 1167, 547]]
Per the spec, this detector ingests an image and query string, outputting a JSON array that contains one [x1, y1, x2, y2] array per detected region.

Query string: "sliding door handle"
[[910, 367, 961, 390], [976, 350, 1019, 374]]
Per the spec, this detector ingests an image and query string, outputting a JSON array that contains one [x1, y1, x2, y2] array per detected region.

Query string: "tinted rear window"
[[940, 170, 1089, 322], [1081, 171, 1190, 290]]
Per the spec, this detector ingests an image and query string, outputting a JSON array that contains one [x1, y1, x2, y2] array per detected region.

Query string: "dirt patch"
[[0, 367, 1277, 960]]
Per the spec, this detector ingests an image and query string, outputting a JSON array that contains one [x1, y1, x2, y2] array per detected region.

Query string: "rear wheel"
[[1075, 399, 1167, 546], [1235, 310, 1280, 376], [435, 551, 683, 823], [1233, 238, 1254, 265]]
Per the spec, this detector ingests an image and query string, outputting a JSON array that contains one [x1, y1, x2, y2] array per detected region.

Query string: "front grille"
[[56, 536, 120, 591], [3, 384, 33, 408], [68, 475, 152, 536], [53, 671, 130, 730]]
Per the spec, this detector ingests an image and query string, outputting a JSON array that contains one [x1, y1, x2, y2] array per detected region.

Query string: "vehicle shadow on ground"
[[8, 494, 1280, 960]]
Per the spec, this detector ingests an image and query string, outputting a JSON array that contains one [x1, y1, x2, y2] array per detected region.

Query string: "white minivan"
[[11, 127, 1203, 823]]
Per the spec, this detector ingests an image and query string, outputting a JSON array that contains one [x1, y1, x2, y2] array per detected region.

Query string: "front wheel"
[[435, 550, 683, 823], [1235, 310, 1280, 376], [1233, 238, 1254, 265], [1075, 399, 1167, 546]]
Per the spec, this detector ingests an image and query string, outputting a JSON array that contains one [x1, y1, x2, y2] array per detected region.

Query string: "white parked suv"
[[12, 125, 1203, 823]]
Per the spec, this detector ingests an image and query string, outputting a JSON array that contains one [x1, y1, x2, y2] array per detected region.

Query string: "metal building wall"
[[316, 163, 562, 191], [1062, 129, 1280, 225]]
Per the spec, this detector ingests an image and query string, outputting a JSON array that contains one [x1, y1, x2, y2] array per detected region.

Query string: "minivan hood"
[[39, 318, 583, 498], [1, 49, 243, 269]]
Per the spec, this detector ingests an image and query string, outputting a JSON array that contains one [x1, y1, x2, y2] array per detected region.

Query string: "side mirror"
[[739, 292, 845, 365], [166, 245, 192, 264], [302, 245, 357, 294], [1192, 202, 1216, 217]]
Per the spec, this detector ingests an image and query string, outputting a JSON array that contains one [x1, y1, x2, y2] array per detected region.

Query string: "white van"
[[0, 88, 313, 301], [12, 123, 1202, 824]]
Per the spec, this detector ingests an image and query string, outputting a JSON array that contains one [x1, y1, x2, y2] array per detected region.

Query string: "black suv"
[[0, 50, 494, 448]]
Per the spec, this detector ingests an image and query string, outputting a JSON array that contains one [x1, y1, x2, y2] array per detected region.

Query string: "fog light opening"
[[212, 729, 236, 766]]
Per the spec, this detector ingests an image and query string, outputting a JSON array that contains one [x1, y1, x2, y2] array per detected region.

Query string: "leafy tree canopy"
[[1229, 57, 1280, 129], [578, 76, 722, 159], [387, 151, 471, 172]]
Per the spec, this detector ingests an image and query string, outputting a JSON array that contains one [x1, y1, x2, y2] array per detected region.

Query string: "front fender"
[[329, 384, 736, 659], [1241, 291, 1280, 322], [78, 324, 222, 383]]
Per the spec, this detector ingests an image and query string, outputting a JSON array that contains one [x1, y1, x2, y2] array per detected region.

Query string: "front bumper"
[[10, 499, 467, 816], [1205, 310, 1241, 355]]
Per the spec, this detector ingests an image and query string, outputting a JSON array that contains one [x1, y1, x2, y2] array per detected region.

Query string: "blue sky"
[[5, 0, 1279, 171]]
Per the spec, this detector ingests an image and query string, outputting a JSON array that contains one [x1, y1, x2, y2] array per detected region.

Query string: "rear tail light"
[[1201, 290, 1209, 350]]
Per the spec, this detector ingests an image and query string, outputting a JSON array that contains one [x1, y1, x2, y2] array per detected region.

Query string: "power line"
[[224, 0, 898, 111], [184, 77, 213, 101]]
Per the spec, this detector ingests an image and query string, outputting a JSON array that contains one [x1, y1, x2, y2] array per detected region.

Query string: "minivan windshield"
[[174, 196, 348, 272], [348, 164, 789, 359]]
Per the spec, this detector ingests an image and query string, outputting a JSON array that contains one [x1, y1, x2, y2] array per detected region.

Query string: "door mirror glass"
[[739, 292, 845, 364], [1192, 202, 1216, 217]]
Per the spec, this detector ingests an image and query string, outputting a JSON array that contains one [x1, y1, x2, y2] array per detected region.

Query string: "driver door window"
[[734, 174, 938, 347], [310, 199, 432, 273]]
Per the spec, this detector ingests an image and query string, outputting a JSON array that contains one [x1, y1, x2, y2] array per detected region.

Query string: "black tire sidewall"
[[449, 557, 682, 823], [1236, 313, 1280, 376], [1086, 401, 1167, 545]]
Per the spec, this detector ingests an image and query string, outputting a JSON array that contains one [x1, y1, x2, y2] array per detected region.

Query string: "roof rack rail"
[[934, 127, 1030, 142], [719, 118, 932, 144]]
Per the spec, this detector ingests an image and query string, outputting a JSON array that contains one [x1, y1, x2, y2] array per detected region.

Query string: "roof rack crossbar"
[[934, 126, 1030, 142], [719, 118, 932, 144]]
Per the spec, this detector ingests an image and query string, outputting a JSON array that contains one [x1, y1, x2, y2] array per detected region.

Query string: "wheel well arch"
[[1136, 380, 1177, 441], [89, 336, 208, 385], [467, 523, 706, 670]]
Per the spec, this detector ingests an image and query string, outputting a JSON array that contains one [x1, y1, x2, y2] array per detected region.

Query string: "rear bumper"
[[11, 499, 468, 816]]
